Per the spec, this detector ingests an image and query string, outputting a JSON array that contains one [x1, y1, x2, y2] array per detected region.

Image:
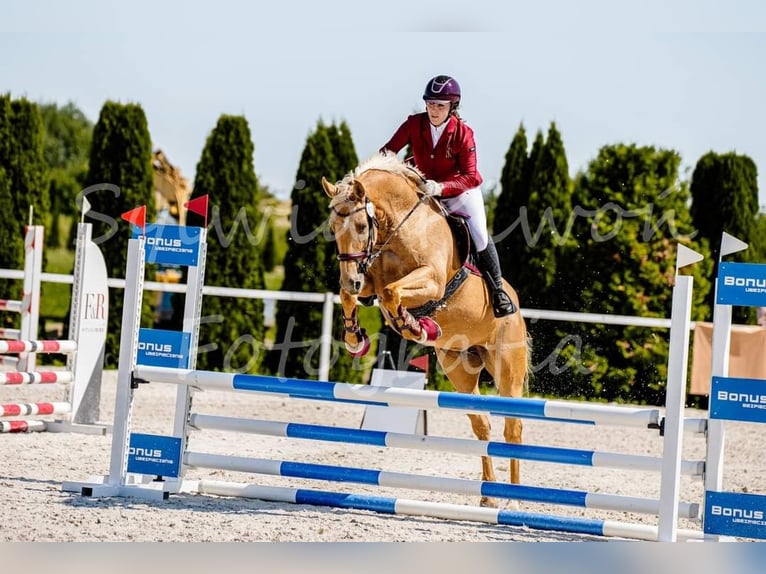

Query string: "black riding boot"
[[476, 242, 517, 317]]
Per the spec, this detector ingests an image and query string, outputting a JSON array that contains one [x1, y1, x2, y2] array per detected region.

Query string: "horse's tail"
[[523, 330, 533, 396]]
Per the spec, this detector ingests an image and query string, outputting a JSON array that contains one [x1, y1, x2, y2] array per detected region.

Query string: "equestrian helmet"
[[422, 75, 461, 104]]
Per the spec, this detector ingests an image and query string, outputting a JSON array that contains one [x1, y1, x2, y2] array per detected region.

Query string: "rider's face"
[[425, 100, 450, 127]]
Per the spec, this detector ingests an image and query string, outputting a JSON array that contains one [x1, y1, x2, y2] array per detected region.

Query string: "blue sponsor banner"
[[132, 224, 201, 267], [717, 262, 766, 307], [137, 328, 191, 369], [710, 376, 766, 424], [705, 491, 766, 539], [127, 433, 182, 478]]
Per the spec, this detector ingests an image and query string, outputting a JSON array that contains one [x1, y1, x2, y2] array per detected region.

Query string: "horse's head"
[[322, 175, 377, 295]]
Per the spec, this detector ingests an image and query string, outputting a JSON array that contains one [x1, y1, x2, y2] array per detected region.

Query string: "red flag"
[[409, 355, 429, 375], [185, 195, 209, 226], [121, 205, 146, 230]]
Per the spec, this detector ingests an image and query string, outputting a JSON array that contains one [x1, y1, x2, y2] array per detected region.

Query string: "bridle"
[[331, 191, 428, 275], [332, 199, 378, 275]]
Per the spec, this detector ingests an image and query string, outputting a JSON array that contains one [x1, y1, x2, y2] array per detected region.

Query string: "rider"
[[380, 74, 517, 317]]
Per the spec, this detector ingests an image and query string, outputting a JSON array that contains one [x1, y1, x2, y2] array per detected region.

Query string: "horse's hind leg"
[[435, 347, 499, 508], [481, 328, 528, 489]]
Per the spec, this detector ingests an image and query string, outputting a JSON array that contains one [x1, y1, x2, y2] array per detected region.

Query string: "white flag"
[[81, 195, 92, 222], [676, 244, 704, 272], [720, 232, 748, 259]]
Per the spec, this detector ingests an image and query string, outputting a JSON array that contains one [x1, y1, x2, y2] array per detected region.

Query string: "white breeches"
[[440, 186, 489, 251]]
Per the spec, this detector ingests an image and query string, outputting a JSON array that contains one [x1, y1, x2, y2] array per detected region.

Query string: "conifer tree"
[[690, 151, 760, 322], [502, 129, 544, 299], [494, 124, 529, 276], [0, 166, 24, 313], [268, 122, 338, 379], [518, 123, 571, 308], [0, 95, 48, 311], [324, 121, 363, 383], [267, 120, 367, 382], [519, 123, 573, 395], [85, 101, 155, 367], [7, 98, 49, 235], [0, 94, 10, 163], [0, 95, 23, 306], [187, 115, 265, 372]]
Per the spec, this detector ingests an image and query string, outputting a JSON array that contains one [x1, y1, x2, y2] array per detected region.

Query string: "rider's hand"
[[419, 179, 443, 197]]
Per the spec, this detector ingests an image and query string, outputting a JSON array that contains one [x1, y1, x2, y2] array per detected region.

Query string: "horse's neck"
[[374, 191, 462, 274]]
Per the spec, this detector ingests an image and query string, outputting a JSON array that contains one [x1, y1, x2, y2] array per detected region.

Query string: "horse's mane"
[[330, 152, 423, 208]]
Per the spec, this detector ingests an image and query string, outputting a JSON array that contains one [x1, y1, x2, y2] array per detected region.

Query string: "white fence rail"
[[0, 268, 693, 381]]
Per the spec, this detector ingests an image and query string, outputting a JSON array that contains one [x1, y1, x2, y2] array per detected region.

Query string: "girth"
[[408, 264, 469, 318]]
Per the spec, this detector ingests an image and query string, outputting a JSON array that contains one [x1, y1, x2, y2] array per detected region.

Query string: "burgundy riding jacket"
[[381, 113, 483, 198]]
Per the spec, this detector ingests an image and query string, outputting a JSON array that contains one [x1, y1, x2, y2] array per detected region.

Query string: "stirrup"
[[492, 290, 517, 317]]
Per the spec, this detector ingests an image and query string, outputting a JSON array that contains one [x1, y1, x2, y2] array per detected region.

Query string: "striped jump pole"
[[137, 366, 704, 433], [0, 355, 20, 368], [0, 419, 47, 433], [183, 450, 699, 518], [0, 300, 24, 313], [0, 328, 21, 339], [187, 480, 705, 542], [0, 401, 71, 433], [0, 371, 74, 385], [0, 340, 77, 433], [0, 340, 77, 354], [190, 413, 705, 476], [0, 401, 70, 418]]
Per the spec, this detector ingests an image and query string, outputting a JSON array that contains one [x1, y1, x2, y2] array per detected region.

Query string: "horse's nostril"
[[353, 280, 362, 291]]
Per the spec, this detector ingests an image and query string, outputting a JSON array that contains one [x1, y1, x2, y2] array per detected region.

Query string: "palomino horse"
[[322, 152, 529, 507]]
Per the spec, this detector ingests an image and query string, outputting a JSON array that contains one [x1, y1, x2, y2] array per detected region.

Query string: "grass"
[[39, 215, 77, 337], [40, 246, 75, 321]]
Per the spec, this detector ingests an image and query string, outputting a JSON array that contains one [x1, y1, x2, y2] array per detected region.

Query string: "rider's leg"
[[440, 188, 517, 317], [476, 241, 517, 317]]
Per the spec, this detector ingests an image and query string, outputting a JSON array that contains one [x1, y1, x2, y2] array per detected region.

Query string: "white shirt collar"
[[430, 122, 447, 149]]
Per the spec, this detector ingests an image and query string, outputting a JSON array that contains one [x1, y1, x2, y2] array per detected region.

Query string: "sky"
[[2, 1, 766, 208]]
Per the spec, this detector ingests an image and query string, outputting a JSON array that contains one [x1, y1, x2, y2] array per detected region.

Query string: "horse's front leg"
[[339, 289, 371, 357], [379, 266, 444, 344]]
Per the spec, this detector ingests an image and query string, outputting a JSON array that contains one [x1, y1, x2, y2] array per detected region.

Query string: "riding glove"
[[419, 179, 443, 197]]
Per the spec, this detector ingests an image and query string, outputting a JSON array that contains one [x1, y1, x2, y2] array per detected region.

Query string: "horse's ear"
[[321, 176, 337, 198], [352, 179, 367, 202]]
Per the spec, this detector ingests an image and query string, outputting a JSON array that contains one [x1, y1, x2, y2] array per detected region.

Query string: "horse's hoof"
[[417, 317, 442, 343], [346, 334, 371, 357], [480, 496, 498, 508], [505, 499, 520, 511]]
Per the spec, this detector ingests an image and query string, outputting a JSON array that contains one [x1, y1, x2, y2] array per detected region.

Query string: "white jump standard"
[[0, 223, 109, 434]]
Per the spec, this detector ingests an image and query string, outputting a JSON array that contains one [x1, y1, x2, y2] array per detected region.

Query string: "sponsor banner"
[[127, 433, 182, 478], [132, 224, 201, 266], [710, 376, 766, 424], [717, 262, 766, 307], [137, 328, 191, 369], [705, 490, 766, 539], [71, 237, 109, 423]]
